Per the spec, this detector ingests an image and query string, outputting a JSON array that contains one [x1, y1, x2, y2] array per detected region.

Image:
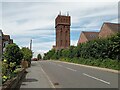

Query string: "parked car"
[[32, 58, 38, 61]]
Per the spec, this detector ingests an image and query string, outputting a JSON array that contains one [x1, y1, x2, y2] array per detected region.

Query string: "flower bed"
[[2, 68, 26, 90]]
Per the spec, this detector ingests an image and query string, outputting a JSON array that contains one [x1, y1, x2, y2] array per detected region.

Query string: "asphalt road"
[[39, 60, 118, 88]]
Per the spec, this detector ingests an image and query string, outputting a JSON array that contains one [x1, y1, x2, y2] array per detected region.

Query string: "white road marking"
[[56, 63, 77, 72], [40, 65, 55, 88], [83, 73, 110, 85], [66, 67, 77, 72]]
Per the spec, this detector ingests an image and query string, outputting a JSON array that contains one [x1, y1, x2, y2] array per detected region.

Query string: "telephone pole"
[[30, 39, 32, 51]]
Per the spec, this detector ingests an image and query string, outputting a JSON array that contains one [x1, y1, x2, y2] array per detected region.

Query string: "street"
[[40, 60, 118, 88], [20, 61, 118, 89]]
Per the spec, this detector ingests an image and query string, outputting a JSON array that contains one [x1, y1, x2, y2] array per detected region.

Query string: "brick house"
[[3, 35, 11, 49], [77, 31, 99, 45], [10, 39, 13, 44], [53, 13, 71, 50], [99, 22, 120, 38], [0, 30, 3, 60], [78, 22, 120, 45], [0, 30, 14, 58]]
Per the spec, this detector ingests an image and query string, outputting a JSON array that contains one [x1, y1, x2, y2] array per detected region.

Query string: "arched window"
[[65, 31, 67, 36], [61, 26, 62, 30], [61, 40, 62, 46], [65, 40, 67, 46]]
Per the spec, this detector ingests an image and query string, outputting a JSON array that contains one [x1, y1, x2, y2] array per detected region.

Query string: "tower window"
[[60, 30, 62, 37], [61, 40, 62, 46], [66, 31, 67, 36], [67, 26, 69, 30], [66, 19, 67, 22], [61, 19, 62, 22], [66, 40, 67, 46]]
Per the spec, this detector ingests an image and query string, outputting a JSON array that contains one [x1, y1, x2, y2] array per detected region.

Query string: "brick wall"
[[99, 24, 114, 38], [77, 32, 88, 45]]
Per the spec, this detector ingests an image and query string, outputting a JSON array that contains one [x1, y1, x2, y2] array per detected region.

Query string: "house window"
[[90, 34, 96, 38]]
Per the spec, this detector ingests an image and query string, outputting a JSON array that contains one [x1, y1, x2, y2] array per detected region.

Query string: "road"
[[39, 60, 118, 88], [20, 60, 118, 89]]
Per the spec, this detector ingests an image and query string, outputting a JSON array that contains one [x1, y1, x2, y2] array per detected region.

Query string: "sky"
[[0, 0, 119, 57]]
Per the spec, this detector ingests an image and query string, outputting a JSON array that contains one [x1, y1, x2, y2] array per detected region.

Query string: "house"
[[10, 39, 13, 44], [99, 22, 120, 38], [0, 30, 14, 57], [3, 35, 11, 49], [77, 31, 99, 45], [77, 22, 120, 45], [0, 30, 3, 60]]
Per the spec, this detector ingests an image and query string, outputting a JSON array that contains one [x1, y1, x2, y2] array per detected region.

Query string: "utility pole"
[[30, 39, 32, 51]]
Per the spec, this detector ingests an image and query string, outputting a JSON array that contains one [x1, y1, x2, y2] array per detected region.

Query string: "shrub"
[[43, 33, 120, 70], [37, 54, 42, 60], [3, 43, 23, 66], [21, 47, 32, 67]]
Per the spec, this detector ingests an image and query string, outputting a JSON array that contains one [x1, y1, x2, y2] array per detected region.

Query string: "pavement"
[[20, 61, 54, 89], [20, 60, 119, 89]]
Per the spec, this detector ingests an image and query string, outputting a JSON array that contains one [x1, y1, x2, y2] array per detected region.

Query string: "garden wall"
[[2, 68, 26, 90]]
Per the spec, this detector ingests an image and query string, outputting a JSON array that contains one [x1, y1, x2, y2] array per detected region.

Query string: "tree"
[[43, 49, 55, 60], [3, 43, 23, 65], [37, 54, 42, 60], [21, 47, 32, 67]]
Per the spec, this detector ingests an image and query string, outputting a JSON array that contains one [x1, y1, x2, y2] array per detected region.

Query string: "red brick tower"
[[54, 12, 71, 50]]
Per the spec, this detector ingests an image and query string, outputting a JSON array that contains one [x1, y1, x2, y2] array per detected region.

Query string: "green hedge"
[[60, 58, 120, 70], [43, 33, 120, 70]]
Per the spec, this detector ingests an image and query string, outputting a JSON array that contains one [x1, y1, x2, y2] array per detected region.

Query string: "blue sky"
[[0, 0, 119, 57]]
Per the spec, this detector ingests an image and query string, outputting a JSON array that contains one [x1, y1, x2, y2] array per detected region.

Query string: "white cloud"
[[32, 41, 55, 57], [0, 2, 2, 28], [71, 40, 78, 46], [1, 0, 119, 2], [1, 1, 118, 56], [110, 18, 118, 23]]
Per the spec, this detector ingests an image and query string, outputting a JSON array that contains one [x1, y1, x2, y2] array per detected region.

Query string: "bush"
[[37, 54, 42, 60], [43, 33, 120, 70], [2, 44, 24, 84], [21, 47, 32, 67], [3, 43, 23, 66]]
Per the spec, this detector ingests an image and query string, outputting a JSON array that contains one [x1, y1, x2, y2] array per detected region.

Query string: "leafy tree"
[[3, 43, 23, 65], [43, 33, 120, 61], [21, 47, 32, 66], [43, 49, 55, 60], [37, 54, 42, 60]]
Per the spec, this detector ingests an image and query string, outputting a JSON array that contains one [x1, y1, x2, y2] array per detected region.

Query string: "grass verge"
[[60, 58, 120, 70]]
